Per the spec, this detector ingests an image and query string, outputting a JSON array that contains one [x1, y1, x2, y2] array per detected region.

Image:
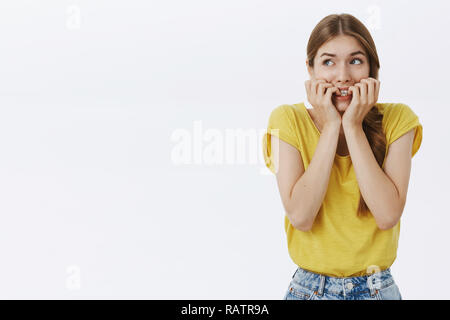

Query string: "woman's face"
[[307, 35, 370, 113]]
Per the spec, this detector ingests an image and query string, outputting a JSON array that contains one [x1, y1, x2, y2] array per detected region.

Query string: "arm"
[[272, 123, 340, 231], [343, 124, 415, 230]]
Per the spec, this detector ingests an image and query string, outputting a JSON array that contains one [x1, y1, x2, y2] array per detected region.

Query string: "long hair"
[[306, 13, 386, 217]]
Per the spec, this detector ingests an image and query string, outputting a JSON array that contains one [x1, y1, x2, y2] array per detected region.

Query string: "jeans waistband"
[[292, 267, 394, 297]]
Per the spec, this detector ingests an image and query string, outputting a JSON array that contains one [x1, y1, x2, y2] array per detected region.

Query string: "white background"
[[0, 0, 448, 299]]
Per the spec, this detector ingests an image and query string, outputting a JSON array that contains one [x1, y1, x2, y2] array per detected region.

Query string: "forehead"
[[317, 35, 365, 56]]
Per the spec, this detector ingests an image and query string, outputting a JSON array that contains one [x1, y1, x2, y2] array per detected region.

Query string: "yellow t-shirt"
[[262, 102, 423, 277]]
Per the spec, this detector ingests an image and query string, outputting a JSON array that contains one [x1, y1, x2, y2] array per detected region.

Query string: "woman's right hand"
[[305, 79, 342, 129]]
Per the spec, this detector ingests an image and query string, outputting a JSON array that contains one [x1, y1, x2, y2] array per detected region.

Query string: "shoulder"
[[266, 103, 305, 129], [375, 102, 419, 130], [376, 102, 418, 122], [376, 102, 423, 157], [263, 104, 304, 173], [268, 103, 302, 118]]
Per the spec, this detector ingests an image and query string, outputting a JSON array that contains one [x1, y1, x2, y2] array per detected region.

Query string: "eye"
[[322, 58, 364, 66]]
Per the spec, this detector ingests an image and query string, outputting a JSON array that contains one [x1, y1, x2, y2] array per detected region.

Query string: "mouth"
[[333, 87, 351, 97], [332, 87, 352, 101]]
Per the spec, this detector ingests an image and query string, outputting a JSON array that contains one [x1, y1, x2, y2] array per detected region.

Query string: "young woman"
[[262, 13, 423, 300]]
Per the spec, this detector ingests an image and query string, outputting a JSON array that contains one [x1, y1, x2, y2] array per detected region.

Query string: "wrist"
[[342, 121, 363, 133], [323, 121, 341, 132]]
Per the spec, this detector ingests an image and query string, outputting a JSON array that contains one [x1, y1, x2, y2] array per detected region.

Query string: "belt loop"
[[317, 274, 326, 296], [367, 274, 377, 296]]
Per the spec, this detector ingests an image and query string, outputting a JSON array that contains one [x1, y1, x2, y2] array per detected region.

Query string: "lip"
[[334, 94, 352, 101], [334, 87, 352, 97]]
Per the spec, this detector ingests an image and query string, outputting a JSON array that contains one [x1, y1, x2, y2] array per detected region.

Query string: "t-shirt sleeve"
[[382, 103, 423, 158], [262, 104, 300, 174]]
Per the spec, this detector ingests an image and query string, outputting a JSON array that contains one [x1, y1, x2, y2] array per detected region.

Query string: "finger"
[[325, 86, 339, 99], [355, 83, 366, 103], [368, 79, 374, 101], [357, 82, 367, 98], [375, 80, 380, 101], [313, 79, 327, 96], [325, 87, 339, 106], [361, 79, 373, 102], [318, 82, 332, 96], [348, 86, 359, 100]]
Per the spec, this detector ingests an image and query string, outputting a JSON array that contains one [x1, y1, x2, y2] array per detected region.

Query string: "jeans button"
[[346, 282, 354, 290]]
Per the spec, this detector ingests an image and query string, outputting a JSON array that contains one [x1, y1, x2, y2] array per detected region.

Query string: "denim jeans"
[[283, 266, 402, 300]]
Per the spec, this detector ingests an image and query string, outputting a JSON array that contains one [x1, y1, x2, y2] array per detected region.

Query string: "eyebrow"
[[320, 51, 366, 58]]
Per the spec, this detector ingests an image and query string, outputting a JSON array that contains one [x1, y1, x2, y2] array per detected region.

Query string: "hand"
[[305, 79, 342, 130], [342, 77, 380, 128]]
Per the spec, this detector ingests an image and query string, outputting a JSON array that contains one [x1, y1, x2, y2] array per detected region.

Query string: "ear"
[[306, 60, 313, 78]]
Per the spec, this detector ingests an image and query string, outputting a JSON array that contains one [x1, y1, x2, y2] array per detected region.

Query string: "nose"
[[335, 63, 352, 84]]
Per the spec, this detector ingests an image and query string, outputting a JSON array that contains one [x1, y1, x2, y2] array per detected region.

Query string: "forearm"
[[290, 123, 340, 230], [343, 124, 402, 229]]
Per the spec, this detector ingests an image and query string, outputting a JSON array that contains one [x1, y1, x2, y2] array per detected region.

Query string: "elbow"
[[295, 222, 313, 232], [378, 199, 406, 230], [291, 212, 314, 232], [376, 214, 401, 231], [377, 221, 394, 231]]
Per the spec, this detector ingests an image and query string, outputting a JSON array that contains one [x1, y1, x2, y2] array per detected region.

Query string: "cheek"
[[356, 68, 370, 79], [314, 69, 331, 80]]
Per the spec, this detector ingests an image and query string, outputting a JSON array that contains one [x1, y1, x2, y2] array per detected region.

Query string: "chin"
[[334, 100, 350, 112], [337, 104, 349, 111]]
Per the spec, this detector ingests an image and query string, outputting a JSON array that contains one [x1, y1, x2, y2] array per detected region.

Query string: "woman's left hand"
[[342, 77, 380, 128]]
